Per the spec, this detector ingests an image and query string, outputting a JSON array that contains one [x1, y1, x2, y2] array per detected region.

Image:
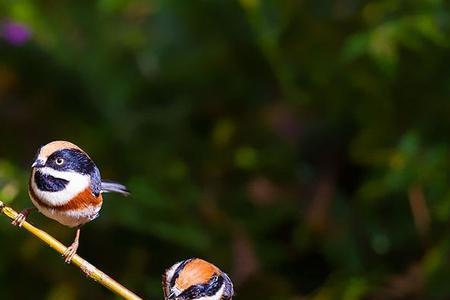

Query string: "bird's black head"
[[42, 148, 97, 175]]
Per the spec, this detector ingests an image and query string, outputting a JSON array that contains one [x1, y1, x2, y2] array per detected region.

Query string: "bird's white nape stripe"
[[31, 168, 90, 206], [165, 261, 183, 285], [164, 261, 184, 297]]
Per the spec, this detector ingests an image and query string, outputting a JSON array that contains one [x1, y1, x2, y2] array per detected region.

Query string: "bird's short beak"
[[31, 159, 45, 168]]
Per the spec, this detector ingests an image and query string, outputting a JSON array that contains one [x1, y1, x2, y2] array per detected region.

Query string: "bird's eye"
[[55, 158, 64, 165]]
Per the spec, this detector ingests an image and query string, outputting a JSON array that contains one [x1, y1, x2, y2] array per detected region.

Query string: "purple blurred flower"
[[2, 21, 31, 46]]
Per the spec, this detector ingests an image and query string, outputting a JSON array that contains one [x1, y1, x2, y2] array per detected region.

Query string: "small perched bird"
[[162, 258, 234, 300], [12, 141, 129, 263]]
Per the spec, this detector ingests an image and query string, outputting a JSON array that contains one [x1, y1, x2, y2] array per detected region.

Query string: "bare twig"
[[408, 184, 430, 239], [0, 200, 144, 300]]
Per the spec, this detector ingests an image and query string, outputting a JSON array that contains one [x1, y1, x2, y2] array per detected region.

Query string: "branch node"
[[80, 260, 96, 277]]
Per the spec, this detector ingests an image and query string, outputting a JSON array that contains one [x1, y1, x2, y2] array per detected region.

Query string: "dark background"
[[1, 1, 450, 299]]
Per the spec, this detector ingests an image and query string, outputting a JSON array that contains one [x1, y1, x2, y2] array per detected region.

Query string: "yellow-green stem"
[[0, 200, 144, 300]]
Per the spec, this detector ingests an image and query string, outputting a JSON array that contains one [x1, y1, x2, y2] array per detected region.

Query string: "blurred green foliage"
[[1, 0, 450, 299]]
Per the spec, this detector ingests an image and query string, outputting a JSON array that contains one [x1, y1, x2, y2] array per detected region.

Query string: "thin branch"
[[408, 184, 430, 239], [0, 200, 144, 300]]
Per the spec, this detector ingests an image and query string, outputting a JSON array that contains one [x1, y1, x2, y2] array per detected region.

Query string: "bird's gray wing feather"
[[101, 180, 130, 196]]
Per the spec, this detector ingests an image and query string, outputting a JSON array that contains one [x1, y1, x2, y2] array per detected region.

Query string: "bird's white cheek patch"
[[31, 168, 90, 206]]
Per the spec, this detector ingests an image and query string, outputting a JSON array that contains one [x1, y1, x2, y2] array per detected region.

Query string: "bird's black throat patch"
[[34, 170, 69, 192]]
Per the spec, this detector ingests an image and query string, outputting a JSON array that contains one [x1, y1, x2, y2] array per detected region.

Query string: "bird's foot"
[[11, 208, 33, 227], [63, 240, 79, 264]]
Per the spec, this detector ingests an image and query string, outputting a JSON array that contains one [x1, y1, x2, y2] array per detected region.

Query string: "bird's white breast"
[[31, 167, 90, 206]]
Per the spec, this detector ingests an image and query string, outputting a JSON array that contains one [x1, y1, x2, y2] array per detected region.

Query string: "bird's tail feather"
[[101, 180, 130, 196]]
